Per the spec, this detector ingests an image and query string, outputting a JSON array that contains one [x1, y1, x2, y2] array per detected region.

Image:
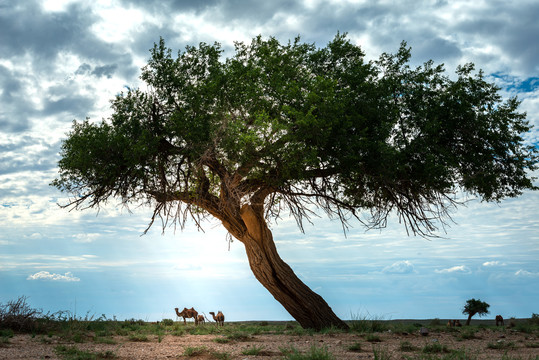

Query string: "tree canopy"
[[52, 34, 538, 329]]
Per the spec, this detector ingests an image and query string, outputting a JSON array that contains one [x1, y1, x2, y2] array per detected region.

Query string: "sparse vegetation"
[[280, 344, 335, 360], [422, 342, 450, 353], [400, 340, 417, 351], [373, 345, 392, 360], [241, 344, 265, 355], [183, 346, 208, 357], [55, 345, 117, 359], [348, 341, 362, 351], [487, 340, 516, 350], [1, 297, 539, 359]]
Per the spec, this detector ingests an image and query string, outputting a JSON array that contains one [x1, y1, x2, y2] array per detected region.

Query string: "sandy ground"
[[1, 328, 539, 359]]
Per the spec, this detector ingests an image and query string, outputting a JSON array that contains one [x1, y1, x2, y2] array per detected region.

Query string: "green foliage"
[[348, 341, 362, 351], [458, 328, 480, 340], [161, 318, 174, 326], [241, 344, 265, 355], [365, 334, 382, 342], [213, 336, 230, 343], [349, 312, 389, 333], [0, 329, 13, 347], [183, 346, 208, 356], [462, 298, 490, 324], [52, 33, 538, 241], [400, 340, 417, 351], [422, 342, 450, 353], [372, 345, 392, 360]]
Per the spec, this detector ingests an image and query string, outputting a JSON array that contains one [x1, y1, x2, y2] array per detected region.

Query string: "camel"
[[209, 311, 225, 326], [175, 307, 199, 325], [197, 314, 205, 324], [496, 315, 504, 326]]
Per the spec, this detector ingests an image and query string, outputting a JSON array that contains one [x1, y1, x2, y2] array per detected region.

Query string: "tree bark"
[[465, 313, 474, 326], [228, 204, 349, 330]]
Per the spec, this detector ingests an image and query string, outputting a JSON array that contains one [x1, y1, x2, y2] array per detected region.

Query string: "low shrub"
[[241, 345, 265, 355], [400, 340, 416, 351], [422, 342, 450, 353], [348, 342, 362, 352], [161, 319, 174, 326], [280, 344, 335, 360]]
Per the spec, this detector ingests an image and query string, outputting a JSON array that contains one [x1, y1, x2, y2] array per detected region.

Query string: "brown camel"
[[496, 315, 504, 326], [197, 314, 205, 324], [175, 307, 199, 325], [209, 311, 225, 326]]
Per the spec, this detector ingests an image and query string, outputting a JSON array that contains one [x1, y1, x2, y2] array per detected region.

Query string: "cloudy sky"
[[1, 0, 538, 322]]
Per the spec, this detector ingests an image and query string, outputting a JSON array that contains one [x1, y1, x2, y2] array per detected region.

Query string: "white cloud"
[[73, 233, 100, 243], [482, 261, 506, 267], [515, 269, 539, 277], [382, 260, 415, 274], [27, 271, 80, 282], [435, 265, 471, 274]]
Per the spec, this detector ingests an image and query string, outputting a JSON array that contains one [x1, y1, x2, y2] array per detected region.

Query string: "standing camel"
[[175, 307, 199, 325], [209, 311, 225, 326]]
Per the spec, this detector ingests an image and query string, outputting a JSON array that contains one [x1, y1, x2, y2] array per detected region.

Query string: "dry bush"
[[0, 296, 43, 332]]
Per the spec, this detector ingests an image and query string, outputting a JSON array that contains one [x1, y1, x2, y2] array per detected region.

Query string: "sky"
[[1, 0, 538, 323]]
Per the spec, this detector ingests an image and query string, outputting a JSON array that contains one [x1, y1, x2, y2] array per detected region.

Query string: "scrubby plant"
[[280, 344, 335, 360], [373, 345, 392, 360], [365, 334, 382, 342], [183, 346, 208, 357], [422, 342, 450, 353], [400, 340, 416, 351], [161, 319, 174, 326], [0, 296, 44, 333], [241, 345, 265, 355], [348, 342, 362, 352], [349, 312, 389, 333], [211, 351, 231, 360], [529, 313, 539, 325]]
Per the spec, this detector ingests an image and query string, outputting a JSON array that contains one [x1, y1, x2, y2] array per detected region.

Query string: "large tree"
[[52, 34, 538, 330]]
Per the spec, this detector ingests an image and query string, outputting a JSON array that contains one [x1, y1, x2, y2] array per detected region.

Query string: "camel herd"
[[174, 307, 225, 326]]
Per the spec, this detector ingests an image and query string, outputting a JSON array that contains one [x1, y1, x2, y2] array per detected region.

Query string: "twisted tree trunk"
[[224, 204, 349, 330]]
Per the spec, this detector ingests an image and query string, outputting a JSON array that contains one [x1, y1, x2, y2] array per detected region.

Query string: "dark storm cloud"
[[75, 63, 119, 78], [0, 137, 60, 176], [118, 0, 219, 14]]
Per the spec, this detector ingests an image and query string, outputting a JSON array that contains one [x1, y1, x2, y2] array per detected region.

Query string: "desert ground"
[[1, 320, 539, 359]]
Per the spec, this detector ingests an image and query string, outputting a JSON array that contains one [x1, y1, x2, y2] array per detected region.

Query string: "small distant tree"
[[463, 298, 490, 325]]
